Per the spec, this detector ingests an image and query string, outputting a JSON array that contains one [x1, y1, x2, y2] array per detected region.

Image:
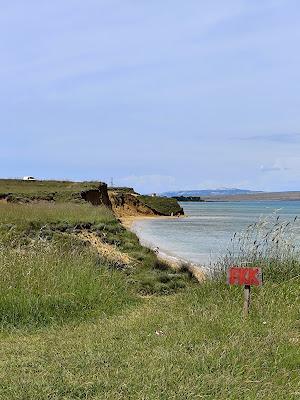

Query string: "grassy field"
[[0, 201, 299, 399], [0, 273, 298, 399], [0, 179, 101, 194], [0, 179, 104, 203]]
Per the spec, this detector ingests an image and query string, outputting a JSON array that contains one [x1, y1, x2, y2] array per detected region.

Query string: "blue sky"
[[1, 0, 300, 193]]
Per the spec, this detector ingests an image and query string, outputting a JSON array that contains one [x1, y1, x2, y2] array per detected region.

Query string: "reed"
[[214, 212, 300, 281]]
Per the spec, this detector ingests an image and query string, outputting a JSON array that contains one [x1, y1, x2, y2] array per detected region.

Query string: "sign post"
[[243, 285, 251, 317], [227, 267, 263, 317]]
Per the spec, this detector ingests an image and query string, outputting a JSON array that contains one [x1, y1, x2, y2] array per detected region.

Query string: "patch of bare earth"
[[76, 231, 133, 268]]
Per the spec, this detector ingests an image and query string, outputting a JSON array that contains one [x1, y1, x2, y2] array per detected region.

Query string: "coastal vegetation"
[[0, 179, 107, 203], [0, 179, 183, 217], [0, 202, 192, 330], [172, 195, 204, 202], [0, 180, 299, 399], [139, 195, 184, 216], [214, 213, 300, 282]]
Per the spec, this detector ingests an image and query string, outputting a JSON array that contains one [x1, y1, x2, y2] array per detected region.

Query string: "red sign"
[[227, 267, 263, 286]]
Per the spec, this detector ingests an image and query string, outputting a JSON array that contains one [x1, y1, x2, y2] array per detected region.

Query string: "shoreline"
[[120, 214, 185, 229], [120, 214, 206, 282]]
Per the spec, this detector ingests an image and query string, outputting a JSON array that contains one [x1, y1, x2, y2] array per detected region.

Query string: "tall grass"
[[214, 213, 300, 281], [0, 202, 115, 226], [0, 202, 192, 329], [0, 202, 133, 329], [0, 241, 135, 329], [0, 202, 116, 247]]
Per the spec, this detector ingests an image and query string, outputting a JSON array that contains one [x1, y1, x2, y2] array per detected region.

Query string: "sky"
[[1, 0, 300, 193]]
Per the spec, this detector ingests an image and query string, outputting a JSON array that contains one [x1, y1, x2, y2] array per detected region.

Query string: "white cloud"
[[260, 165, 287, 172], [260, 159, 292, 173]]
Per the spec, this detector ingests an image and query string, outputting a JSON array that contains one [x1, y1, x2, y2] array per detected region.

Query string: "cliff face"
[[81, 183, 111, 208], [108, 191, 185, 218], [0, 179, 184, 218], [108, 192, 160, 218]]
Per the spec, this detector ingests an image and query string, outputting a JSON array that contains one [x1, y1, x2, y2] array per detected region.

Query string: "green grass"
[[0, 203, 117, 248], [0, 179, 101, 194], [108, 186, 137, 194], [139, 195, 183, 216], [0, 203, 135, 329], [0, 278, 298, 399], [0, 244, 135, 329], [0, 201, 299, 398], [0, 179, 105, 203], [0, 202, 192, 329], [0, 202, 114, 227]]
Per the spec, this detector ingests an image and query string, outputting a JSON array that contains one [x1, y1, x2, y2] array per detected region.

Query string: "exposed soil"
[[76, 231, 133, 268], [109, 192, 160, 218]]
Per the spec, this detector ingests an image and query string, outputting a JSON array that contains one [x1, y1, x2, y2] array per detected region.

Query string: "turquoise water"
[[133, 201, 300, 267]]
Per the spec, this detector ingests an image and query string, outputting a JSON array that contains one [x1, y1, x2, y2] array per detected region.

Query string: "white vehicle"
[[23, 176, 36, 181]]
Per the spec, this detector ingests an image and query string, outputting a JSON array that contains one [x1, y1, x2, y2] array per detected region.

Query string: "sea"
[[132, 201, 300, 268]]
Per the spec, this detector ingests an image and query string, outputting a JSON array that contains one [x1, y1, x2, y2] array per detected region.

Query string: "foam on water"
[[132, 201, 300, 268]]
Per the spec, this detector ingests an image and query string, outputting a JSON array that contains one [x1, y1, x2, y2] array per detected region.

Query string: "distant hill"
[[160, 188, 262, 197]]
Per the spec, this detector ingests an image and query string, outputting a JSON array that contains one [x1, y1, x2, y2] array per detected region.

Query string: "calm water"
[[133, 201, 300, 267]]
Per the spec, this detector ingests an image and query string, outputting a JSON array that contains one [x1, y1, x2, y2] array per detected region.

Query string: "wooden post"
[[243, 285, 251, 317]]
